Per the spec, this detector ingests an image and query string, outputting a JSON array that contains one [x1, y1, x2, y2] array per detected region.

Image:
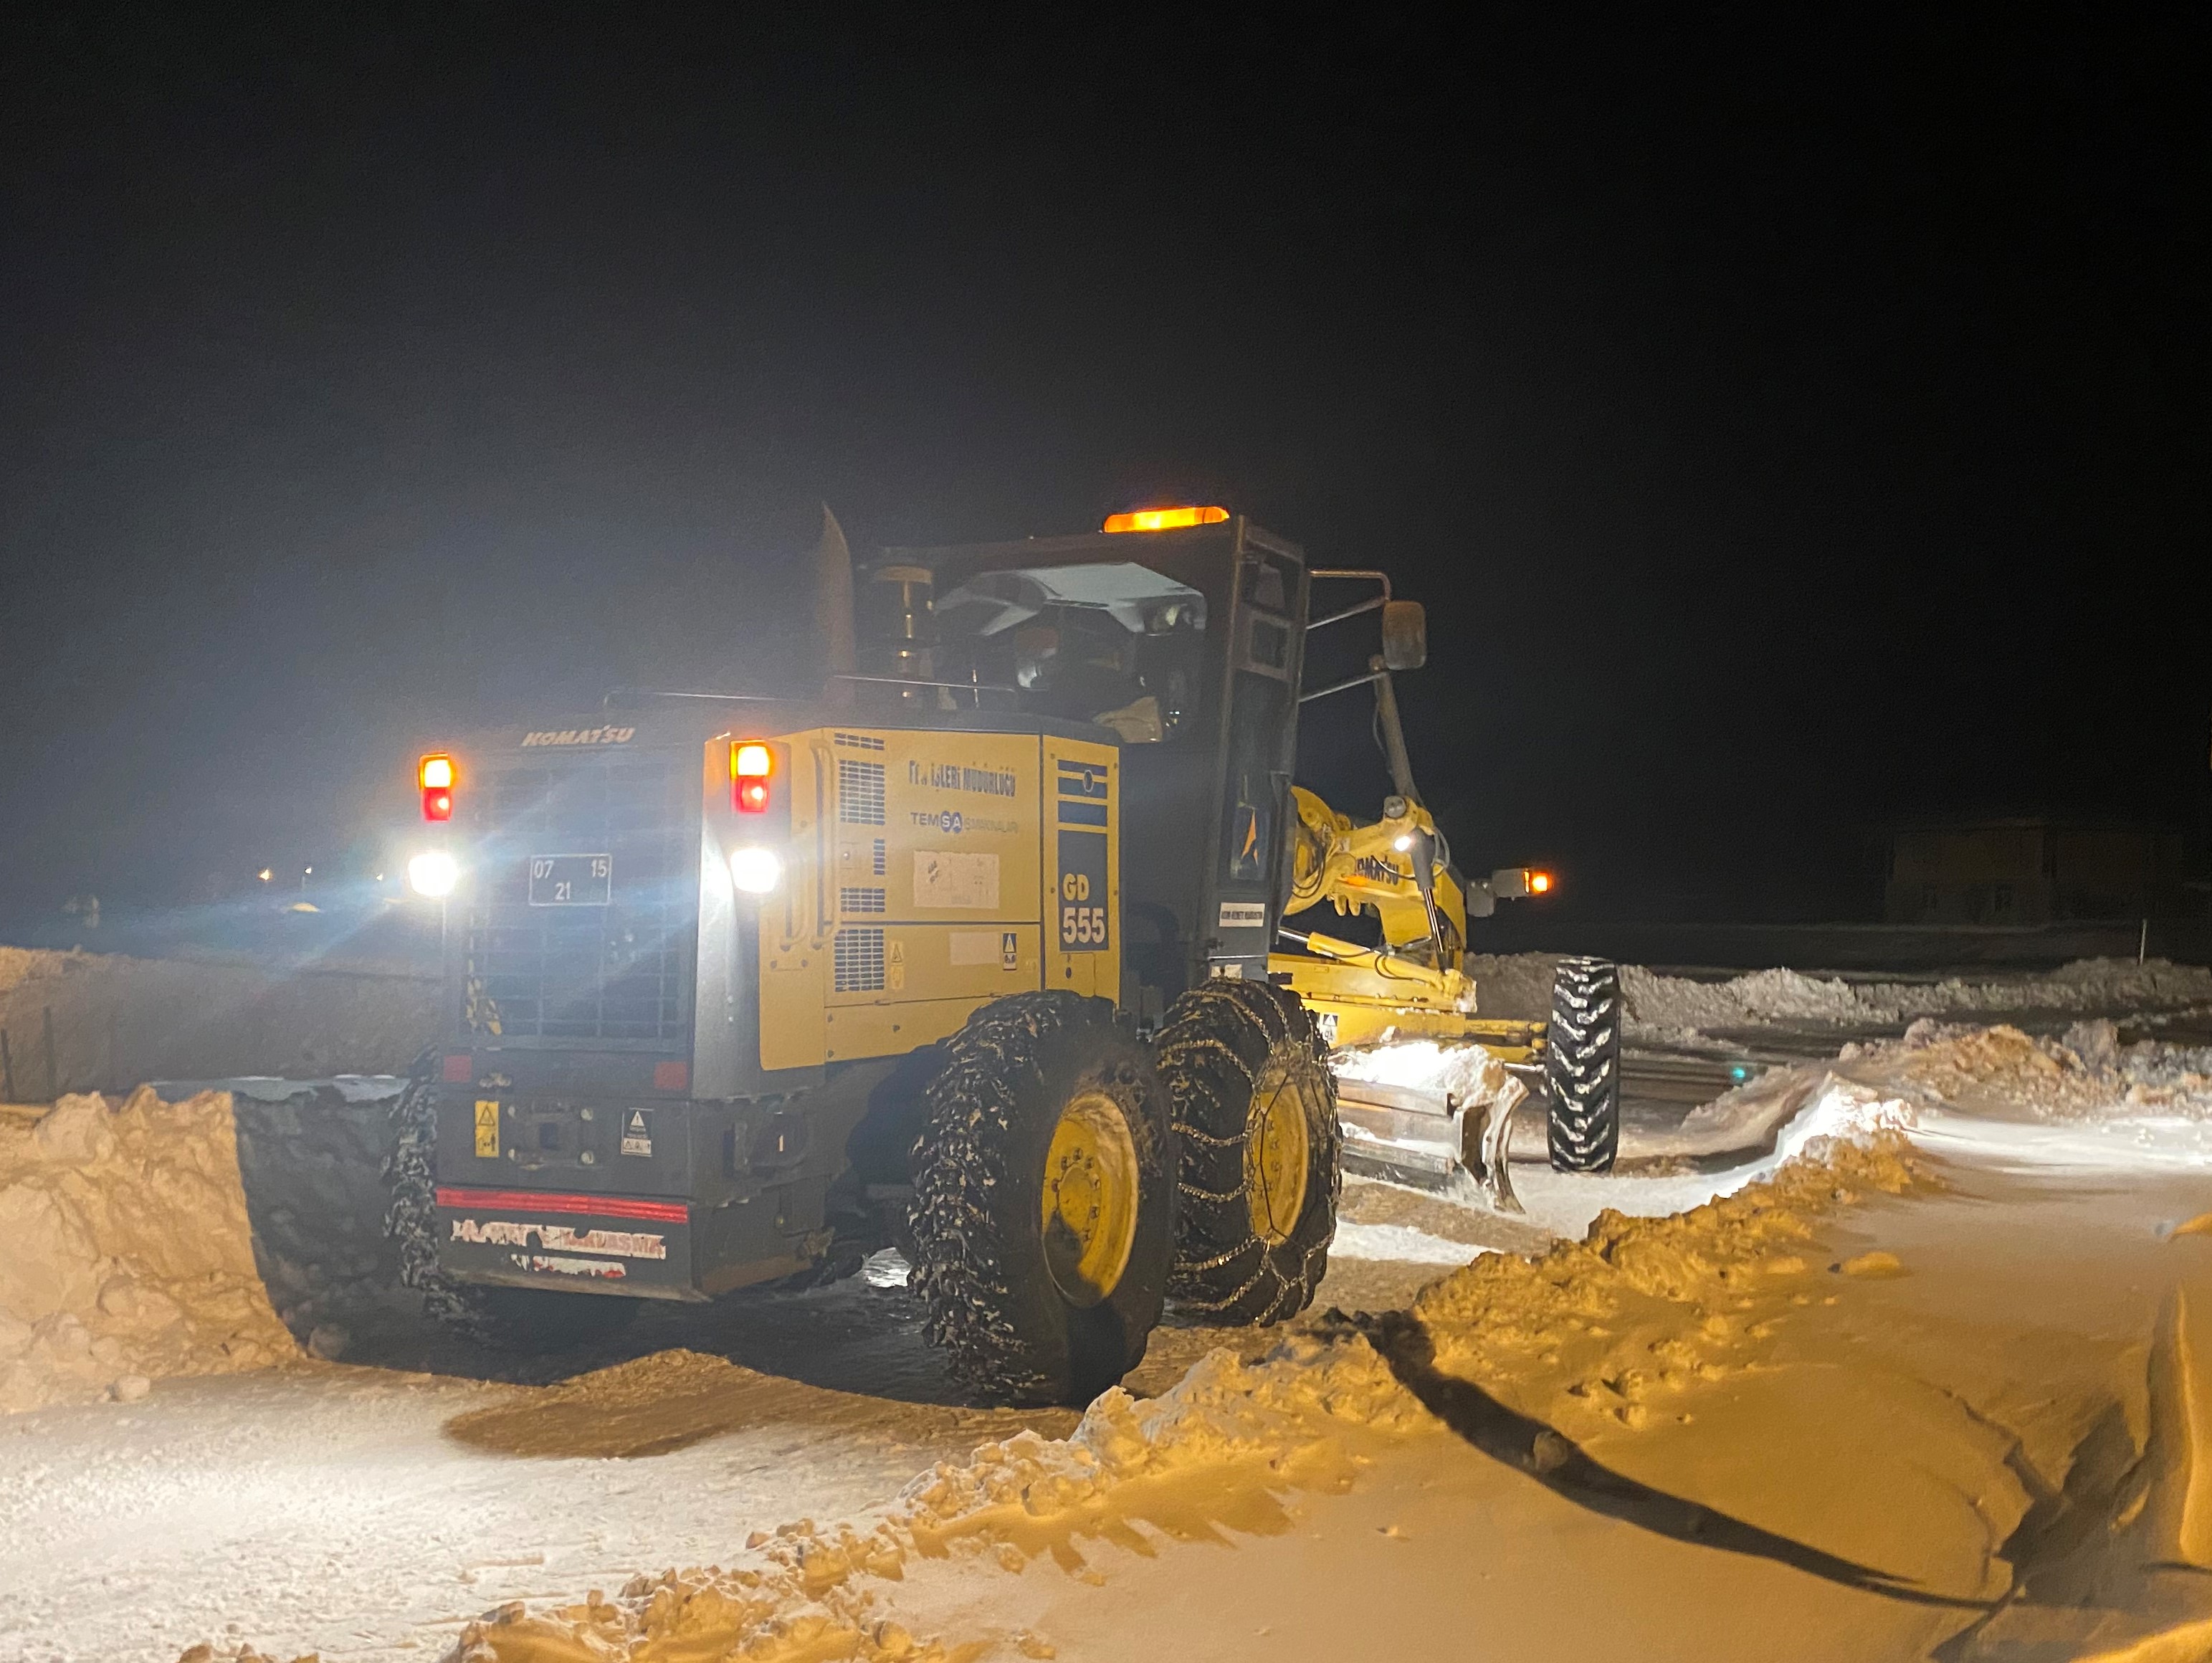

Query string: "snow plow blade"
[[1334, 1072, 1526, 1211], [1335, 1077, 1475, 1185]]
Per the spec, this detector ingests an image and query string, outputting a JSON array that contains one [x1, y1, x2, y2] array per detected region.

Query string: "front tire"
[[1546, 957, 1622, 1172], [1157, 979, 1340, 1325], [908, 992, 1176, 1406]]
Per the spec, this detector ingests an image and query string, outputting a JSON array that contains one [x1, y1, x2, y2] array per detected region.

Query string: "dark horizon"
[[3, 11, 2206, 937]]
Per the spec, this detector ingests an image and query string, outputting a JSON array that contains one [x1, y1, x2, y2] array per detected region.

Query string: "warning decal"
[[474, 1099, 500, 1158], [621, 1108, 652, 1158]]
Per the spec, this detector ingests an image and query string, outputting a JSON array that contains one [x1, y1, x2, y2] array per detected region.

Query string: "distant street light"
[[257, 869, 272, 882]]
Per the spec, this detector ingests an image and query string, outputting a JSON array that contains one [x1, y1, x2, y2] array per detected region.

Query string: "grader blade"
[[1333, 1071, 1525, 1213]]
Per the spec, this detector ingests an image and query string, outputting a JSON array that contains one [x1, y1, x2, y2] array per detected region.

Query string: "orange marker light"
[[732, 740, 773, 814], [1101, 505, 1230, 534], [1529, 871, 1553, 894]]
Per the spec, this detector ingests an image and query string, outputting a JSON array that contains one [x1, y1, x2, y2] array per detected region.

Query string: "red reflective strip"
[[434, 1188, 689, 1222]]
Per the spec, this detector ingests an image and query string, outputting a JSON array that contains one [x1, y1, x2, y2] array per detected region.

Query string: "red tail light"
[[732, 741, 773, 814], [423, 788, 454, 821]]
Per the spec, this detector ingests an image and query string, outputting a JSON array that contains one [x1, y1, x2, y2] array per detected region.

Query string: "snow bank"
[[1462, 951, 1563, 1021], [0, 945, 437, 1090], [1669, 1020, 2212, 1169], [1622, 956, 2212, 1034], [0, 1090, 295, 1414], [1467, 950, 2212, 1037]]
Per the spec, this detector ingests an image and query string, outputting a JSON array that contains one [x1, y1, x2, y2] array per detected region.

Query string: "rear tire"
[[459, 1286, 643, 1353], [1157, 979, 1340, 1324], [1546, 957, 1622, 1173], [908, 992, 1175, 1406]]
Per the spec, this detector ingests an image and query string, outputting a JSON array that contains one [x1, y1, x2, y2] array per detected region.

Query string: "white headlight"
[[407, 851, 460, 898], [730, 846, 782, 894]]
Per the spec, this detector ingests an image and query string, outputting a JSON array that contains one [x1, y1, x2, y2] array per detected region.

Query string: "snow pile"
[[1411, 1132, 1924, 1429], [0, 943, 52, 998], [0, 1089, 295, 1413], [1622, 956, 2212, 1035], [898, 1328, 1434, 1538], [1874, 1018, 2212, 1122], [437, 1328, 1434, 1663]]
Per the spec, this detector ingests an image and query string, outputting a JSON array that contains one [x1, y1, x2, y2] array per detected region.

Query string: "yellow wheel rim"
[[1041, 1090, 1141, 1308], [1244, 1067, 1312, 1247]]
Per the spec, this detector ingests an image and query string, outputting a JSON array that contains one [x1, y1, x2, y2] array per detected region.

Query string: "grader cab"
[[395, 508, 1619, 1404]]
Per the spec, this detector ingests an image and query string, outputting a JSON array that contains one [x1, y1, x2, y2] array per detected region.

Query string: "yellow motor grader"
[[394, 507, 1621, 1406]]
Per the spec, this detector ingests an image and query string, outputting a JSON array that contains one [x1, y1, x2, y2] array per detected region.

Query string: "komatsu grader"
[[390, 507, 1621, 1405]]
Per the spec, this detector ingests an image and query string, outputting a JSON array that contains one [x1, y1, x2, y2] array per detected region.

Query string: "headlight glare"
[[730, 846, 782, 894], [408, 851, 461, 898]]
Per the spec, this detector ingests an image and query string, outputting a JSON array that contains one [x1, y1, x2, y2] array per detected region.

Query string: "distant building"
[[1884, 819, 2186, 925]]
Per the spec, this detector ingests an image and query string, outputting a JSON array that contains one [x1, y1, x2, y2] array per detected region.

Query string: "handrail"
[[811, 743, 834, 941]]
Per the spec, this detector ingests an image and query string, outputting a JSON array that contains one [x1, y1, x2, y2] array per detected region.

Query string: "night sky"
[[2, 10, 2205, 932]]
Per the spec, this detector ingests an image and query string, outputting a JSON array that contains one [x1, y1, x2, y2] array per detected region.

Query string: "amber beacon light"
[[419, 753, 457, 821], [1101, 505, 1229, 533]]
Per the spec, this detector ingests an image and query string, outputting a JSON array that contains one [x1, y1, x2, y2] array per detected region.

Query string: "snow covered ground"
[[8, 956, 2212, 1662]]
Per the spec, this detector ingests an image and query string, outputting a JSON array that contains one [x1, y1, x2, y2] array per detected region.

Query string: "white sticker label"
[[1218, 902, 1267, 929], [948, 930, 1004, 966], [914, 850, 1001, 909]]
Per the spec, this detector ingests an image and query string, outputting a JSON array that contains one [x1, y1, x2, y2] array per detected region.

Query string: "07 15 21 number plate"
[[528, 853, 611, 906]]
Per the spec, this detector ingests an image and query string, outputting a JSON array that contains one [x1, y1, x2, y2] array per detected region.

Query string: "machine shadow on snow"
[[1353, 1309, 1995, 1612]]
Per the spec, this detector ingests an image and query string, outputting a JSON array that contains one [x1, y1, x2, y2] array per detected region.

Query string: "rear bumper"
[[434, 1185, 702, 1300]]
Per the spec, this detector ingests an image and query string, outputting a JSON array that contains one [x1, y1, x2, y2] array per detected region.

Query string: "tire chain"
[[907, 991, 1087, 1404], [380, 1062, 496, 1343], [1156, 981, 1338, 1325]]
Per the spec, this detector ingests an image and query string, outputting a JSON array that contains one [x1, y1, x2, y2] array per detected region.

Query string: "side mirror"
[[1381, 600, 1427, 671]]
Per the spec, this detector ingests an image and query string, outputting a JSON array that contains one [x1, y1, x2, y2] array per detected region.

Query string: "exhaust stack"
[[811, 504, 858, 702]]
